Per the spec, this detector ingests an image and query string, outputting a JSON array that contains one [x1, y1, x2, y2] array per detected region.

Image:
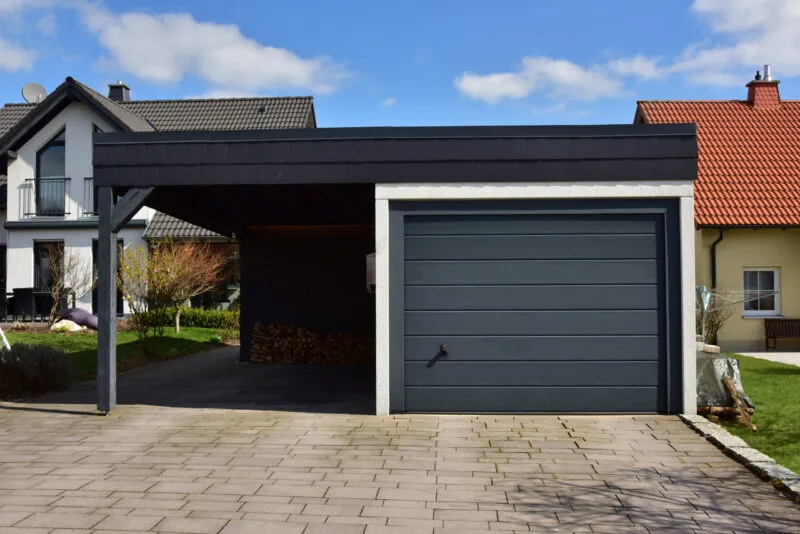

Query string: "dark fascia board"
[[5, 218, 148, 230], [0, 77, 135, 155], [94, 123, 696, 145]]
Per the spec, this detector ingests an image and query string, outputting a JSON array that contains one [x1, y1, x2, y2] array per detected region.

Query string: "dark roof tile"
[[144, 212, 223, 240]]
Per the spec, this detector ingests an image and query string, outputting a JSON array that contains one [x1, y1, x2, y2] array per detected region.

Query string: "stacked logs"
[[250, 323, 374, 365]]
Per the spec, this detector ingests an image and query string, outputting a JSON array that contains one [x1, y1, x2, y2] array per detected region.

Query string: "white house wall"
[[6, 101, 151, 222], [6, 227, 145, 312]]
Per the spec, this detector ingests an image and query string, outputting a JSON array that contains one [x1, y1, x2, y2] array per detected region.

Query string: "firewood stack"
[[250, 323, 375, 365]]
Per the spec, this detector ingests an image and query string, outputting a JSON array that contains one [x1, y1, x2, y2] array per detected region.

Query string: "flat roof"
[[94, 123, 697, 187]]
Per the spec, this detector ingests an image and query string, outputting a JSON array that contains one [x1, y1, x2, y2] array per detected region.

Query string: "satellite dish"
[[21, 82, 47, 104]]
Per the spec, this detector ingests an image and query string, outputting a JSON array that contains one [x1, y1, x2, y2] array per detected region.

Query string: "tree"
[[118, 245, 163, 356], [148, 241, 228, 333], [46, 247, 97, 325]]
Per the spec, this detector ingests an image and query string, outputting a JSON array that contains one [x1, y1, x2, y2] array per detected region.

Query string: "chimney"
[[107, 80, 130, 103], [746, 65, 780, 108]]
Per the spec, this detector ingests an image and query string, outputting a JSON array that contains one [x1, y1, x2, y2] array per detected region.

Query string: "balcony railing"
[[22, 177, 71, 217], [83, 177, 97, 217]]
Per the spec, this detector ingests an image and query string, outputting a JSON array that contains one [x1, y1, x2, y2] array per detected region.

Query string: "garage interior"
[[92, 125, 697, 415]]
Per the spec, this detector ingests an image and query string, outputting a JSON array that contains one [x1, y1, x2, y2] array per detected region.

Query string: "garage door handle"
[[439, 344, 448, 356]]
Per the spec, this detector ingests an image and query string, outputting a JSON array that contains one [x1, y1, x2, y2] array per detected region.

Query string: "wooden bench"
[[764, 318, 800, 351]]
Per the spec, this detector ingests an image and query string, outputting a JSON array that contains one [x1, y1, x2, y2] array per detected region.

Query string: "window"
[[35, 129, 66, 215], [743, 269, 780, 316], [33, 241, 64, 291]]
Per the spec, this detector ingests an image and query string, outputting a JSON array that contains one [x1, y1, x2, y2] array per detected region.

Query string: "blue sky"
[[1, 0, 798, 127]]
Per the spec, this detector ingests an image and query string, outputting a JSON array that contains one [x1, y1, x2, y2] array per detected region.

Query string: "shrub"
[[145, 308, 239, 329], [0, 345, 73, 399], [208, 334, 224, 345]]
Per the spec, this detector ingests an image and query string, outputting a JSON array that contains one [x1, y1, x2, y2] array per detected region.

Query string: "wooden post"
[[97, 186, 117, 413]]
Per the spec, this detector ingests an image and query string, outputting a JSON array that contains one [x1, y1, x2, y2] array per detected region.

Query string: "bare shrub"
[[697, 289, 736, 345]]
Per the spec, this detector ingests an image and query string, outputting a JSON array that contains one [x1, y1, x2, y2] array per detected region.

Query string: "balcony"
[[22, 177, 71, 217]]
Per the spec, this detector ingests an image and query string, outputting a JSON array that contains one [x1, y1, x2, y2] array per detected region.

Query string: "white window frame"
[[743, 268, 781, 317]]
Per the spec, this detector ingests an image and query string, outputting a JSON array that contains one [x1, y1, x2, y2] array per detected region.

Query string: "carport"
[[92, 124, 698, 415]]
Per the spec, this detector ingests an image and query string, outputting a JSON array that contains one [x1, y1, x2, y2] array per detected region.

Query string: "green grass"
[[4, 327, 221, 382], [722, 355, 800, 474]]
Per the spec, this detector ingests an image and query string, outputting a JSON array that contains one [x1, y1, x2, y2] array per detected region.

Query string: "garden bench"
[[764, 318, 800, 351]]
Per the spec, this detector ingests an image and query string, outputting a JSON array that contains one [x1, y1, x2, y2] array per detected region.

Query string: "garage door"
[[401, 207, 675, 413]]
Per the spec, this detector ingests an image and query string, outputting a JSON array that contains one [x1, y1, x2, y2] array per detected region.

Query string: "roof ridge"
[[638, 99, 800, 103], [123, 96, 314, 104]]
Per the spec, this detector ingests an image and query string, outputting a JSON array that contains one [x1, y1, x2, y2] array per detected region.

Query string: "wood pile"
[[250, 323, 374, 365]]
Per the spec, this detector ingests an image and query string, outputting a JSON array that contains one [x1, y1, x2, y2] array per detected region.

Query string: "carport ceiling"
[[94, 124, 697, 235]]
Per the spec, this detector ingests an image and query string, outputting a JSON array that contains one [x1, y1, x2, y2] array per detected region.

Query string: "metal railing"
[[83, 177, 97, 216], [22, 177, 71, 217]]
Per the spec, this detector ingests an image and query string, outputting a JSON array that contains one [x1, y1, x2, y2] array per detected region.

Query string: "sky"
[[1, 0, 799, 127]]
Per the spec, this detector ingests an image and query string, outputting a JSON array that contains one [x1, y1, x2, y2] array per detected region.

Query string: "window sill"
[[743, 314, 783, 319]]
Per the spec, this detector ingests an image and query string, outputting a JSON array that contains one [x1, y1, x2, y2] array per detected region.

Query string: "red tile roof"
[[636, 96, 800, 227]]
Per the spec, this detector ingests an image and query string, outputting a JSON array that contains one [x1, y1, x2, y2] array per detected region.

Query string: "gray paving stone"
[[1, 348, 799, 533]]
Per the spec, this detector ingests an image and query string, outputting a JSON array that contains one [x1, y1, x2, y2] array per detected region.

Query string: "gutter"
[[710, 228, 726, 288]]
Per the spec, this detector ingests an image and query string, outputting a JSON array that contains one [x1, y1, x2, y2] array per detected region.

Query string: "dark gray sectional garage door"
[[401, 209, 670, 413]]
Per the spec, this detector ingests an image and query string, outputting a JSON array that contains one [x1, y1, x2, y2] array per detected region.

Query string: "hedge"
[[145, 308, 239, 329]]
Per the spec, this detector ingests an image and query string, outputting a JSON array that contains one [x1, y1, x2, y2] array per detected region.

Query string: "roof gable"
[[0, 77, 154, 155], [636, 99, 800, 227]]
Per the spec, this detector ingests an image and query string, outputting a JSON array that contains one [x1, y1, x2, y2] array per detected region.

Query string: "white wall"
[[374, 181, 696, 416], [6, 227, 146, 313], [6, 101, 152, 222], [4, 100, 153, 312]]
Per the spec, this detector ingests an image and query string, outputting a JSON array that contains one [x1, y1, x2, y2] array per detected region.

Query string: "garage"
[[391, 201, 682, 413], [92, 124, 697, 415]]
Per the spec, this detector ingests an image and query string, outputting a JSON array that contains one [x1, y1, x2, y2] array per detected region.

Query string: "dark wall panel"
[[405, 260, 658, 285], [404, 336, 661, 362], [405, 361, 659, 387], [239, 230, 375, 362], [405, 310, 660, 336], [404, 234, 658, 260], [405, 285, 658, 311]]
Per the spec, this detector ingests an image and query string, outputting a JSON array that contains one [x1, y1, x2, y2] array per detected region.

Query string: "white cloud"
[[189, 88, 258, 99], [379, 97, 397, 107], [0, 36, 36, 71], [608, 55, 665, 80], [455, 56, 629, 105], [79, 5, 349, 95], [455, 72, 533, 105], [673, 0, 800, 84], [36, 11, 56, 35]]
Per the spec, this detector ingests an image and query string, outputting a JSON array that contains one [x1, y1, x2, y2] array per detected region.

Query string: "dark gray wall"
[[239, 229, 375, 362]]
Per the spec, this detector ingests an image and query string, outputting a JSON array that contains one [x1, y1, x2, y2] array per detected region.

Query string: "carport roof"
[[94, 123, 698, 187]]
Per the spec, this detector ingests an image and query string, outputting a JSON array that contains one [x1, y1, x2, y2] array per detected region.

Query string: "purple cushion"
[[64, 308, 98, 330]]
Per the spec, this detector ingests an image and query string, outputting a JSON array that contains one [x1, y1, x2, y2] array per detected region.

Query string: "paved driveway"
[[0, 348, 798, 533]]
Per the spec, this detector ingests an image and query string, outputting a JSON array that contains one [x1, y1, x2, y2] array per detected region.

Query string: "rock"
[[50, 319, 83, 333]]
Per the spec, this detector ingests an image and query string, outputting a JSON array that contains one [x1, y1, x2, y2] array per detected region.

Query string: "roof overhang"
[[93, 124, 698, 188]]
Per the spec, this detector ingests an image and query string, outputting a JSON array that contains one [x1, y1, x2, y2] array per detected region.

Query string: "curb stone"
[[680, 414, 800, 502]]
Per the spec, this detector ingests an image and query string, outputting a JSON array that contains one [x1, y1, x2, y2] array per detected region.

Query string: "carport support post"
[[97, 186, 117, 413]]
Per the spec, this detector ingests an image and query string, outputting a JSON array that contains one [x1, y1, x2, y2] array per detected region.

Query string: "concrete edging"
[[681, 414, 800, 502]]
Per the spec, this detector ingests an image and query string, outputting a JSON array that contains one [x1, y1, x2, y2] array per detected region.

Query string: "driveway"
[[0, 348, 798, 533], [740, 352, 800, 368]]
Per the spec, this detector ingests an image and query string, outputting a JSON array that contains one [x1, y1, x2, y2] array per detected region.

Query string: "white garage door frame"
[[374, 181, 696, 416]]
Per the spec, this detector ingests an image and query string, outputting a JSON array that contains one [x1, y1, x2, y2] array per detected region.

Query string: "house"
[[636, 66, 800, 352], [0, 77, 315, 316], [90, 124, 698, 415]]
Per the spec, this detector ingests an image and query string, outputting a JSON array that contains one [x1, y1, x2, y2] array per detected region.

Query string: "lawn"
[[4, 327, 221, 382], [722, 355, 800, 474]]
